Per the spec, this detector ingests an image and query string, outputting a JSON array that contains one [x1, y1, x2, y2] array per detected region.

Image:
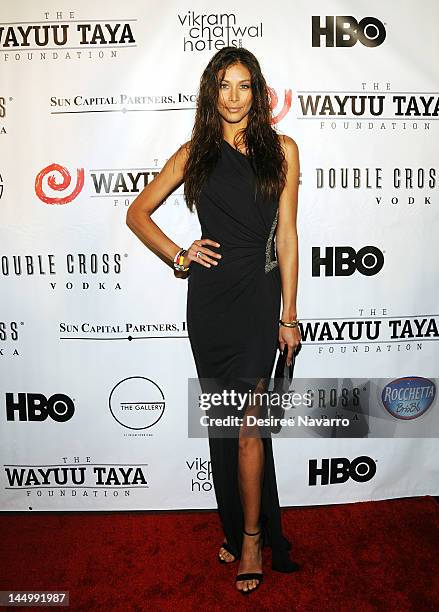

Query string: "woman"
[[126, 46, 301, 594]]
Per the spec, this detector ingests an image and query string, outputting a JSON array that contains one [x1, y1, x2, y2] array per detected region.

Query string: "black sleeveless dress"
[[186, 138, 299, 572]]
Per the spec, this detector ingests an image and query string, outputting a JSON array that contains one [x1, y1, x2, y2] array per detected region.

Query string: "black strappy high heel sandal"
[[218, 541, 237, 564], [235, 528, 263, 594]]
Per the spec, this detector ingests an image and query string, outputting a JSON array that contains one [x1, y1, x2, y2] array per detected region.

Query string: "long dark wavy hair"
[[183, 46, 287, 212]]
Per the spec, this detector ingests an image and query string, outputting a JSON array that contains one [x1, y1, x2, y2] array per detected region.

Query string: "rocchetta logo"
[[5, 393, 75, 422], [312, 246, 384, 277], [35, 163, 85, 204], [109, 376, 165, 430], [177, 11, 263, 51], [381, 377, 436, 420], [309, 456, 376, 486], [312, 16, 386, 47]]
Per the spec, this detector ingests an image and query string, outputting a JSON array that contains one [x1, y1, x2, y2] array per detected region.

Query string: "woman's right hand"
[[184, 238, 222, 268]]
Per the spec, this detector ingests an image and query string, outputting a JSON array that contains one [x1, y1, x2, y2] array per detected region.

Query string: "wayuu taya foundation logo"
[[0, 21, 135, 49], [35, 163, 85, 205]]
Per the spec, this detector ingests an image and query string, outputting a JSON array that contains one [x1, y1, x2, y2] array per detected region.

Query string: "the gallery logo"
[[312, 246, 384, 277], [309, 455, 377, 486], [312, 16, 386, 47], [109, 376, 166, 431]]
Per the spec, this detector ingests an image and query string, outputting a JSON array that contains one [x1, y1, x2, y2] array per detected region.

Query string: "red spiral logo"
[[35, 163, 85, 205], [268, 86, 293, 124]]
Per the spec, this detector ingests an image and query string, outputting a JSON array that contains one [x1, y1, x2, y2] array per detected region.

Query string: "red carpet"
[[1, 496, 439, 611]]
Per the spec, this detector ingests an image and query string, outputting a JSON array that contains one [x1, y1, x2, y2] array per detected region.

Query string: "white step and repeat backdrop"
[[1, 1, 438, 511]]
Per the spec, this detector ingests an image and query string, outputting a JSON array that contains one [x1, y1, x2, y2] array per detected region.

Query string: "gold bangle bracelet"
[[279, 319, 299, 328]]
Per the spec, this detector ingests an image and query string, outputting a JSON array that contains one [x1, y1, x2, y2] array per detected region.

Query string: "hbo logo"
[[312, 246, 384, 277], [309, 456, 377, 486], [6, 393, 75, 422], [312, 16, 386, 47]]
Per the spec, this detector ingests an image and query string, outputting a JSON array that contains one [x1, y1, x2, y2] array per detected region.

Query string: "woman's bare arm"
[[276, 134, 301, 363], [126, 142, 222, 269], [125, 142, 191, 265], [277, 134, 300, 320]]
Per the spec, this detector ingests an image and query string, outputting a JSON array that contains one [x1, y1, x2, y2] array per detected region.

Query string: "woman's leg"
[[235, 378, 266, 592]]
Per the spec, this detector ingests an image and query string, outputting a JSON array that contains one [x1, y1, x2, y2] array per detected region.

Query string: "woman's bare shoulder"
[[159, 140, 190, 177], [178, 139, 191, 159], [277, 133, 299, 156]]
